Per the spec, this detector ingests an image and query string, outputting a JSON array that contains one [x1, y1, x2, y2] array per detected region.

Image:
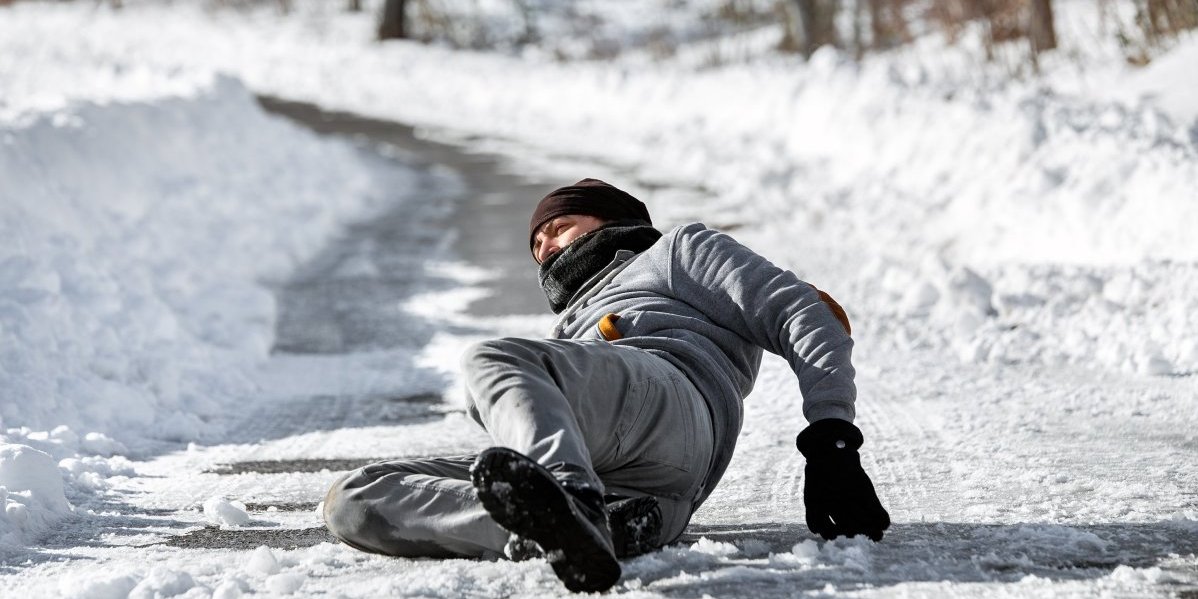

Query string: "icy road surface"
[[3, 99, 1196, 599]]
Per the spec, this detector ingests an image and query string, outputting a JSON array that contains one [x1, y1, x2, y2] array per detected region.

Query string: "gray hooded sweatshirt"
[[549, 223, 857, 505]]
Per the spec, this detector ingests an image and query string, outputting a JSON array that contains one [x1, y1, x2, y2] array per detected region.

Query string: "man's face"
[[532, 214, 606, 265]]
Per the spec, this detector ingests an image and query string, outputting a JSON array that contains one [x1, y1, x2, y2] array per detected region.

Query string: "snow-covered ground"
[[1, 0, 1196, 597]]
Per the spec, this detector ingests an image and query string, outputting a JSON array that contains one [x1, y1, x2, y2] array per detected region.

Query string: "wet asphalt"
[[257, 96, 552, 327]]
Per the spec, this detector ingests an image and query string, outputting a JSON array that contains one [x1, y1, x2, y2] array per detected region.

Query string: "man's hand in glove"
[[796, 418, 891, 542]]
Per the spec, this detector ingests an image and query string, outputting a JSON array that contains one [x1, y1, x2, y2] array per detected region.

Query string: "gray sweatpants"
[[322, 337, 715, 558]]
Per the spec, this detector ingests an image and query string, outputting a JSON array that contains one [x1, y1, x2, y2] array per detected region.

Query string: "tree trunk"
[[1028, 0, 1057, 54], [852, 0, 866, 58], [378, 0, 407, 41], [513, 0, 540, 46], [348, 0, 362, 12], [869, 0, 887, 47], [786, 0, 840, 58]]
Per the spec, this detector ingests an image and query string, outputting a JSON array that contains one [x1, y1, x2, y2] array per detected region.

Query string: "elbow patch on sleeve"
[[814, 288, 852, 336]]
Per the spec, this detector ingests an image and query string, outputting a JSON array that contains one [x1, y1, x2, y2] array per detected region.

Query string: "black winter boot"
[[606, 495, 662, 558], [502, 494, 663, 561], [471, 447, 621, 593]]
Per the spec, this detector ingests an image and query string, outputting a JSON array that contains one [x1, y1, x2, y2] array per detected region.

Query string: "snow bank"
[[0, 75, 393, 454], [0, 72, 408, 541]]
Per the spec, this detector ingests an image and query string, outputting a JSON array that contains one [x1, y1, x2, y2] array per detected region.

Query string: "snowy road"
[[3, 96, 1197, 598], [3, 2, 1198, 596]]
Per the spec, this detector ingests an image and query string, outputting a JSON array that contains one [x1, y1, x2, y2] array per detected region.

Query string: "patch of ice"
[[736, 538, 771, 558], [998, 524, 1110, 554]]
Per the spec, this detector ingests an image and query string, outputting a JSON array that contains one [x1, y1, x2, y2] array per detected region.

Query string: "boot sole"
[[608, 495, 662, 558], [471, 448, 621, 593]]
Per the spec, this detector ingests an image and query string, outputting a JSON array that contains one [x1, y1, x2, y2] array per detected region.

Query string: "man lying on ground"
[[323, 178, 890, 593]]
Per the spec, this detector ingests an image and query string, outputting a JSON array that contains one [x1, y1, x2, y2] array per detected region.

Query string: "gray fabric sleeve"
[[667, 225, 856, 423]]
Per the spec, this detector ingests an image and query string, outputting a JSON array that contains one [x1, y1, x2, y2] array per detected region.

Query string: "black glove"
[[796, 418, 891, 542]]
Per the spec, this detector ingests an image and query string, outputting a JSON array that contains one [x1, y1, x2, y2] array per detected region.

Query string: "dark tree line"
[[119, 0, 1190, 68], [782, 0, 1058, 61], [781, 0, 1197, 68]]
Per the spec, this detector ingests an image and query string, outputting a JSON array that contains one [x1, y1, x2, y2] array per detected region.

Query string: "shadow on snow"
[[631, 520, 1198, 596]]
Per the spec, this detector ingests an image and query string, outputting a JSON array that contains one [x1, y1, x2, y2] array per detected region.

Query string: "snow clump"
[[0, 443, 74, 547], [248, 545, 282, 576], [265, 572, 306, 595], [689, 536, 740, 557], [127, 567, 199, 599], [66, 572, 141, 599], [203, 496, 251, 528]]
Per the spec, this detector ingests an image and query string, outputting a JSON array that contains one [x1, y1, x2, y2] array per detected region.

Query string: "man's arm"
[[664, 224, 856, 422], [666, 223, 890, 541]]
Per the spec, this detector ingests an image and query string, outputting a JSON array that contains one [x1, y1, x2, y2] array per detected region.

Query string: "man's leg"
[[461, 337, 714, 549], [323, 455, 508, 558]]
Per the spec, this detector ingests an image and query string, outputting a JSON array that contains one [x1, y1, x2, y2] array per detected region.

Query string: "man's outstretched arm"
[[666, 224, 890, 541]]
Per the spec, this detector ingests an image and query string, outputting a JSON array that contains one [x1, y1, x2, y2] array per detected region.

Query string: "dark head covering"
[[528, 178, 652, 252]]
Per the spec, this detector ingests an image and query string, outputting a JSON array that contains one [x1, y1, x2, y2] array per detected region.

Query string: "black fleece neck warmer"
[[537, 222, 662, 314]]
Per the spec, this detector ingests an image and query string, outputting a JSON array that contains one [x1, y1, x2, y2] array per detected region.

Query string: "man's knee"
[[322, 461, 490, 559], [459, 338, 527, 374], [460, 338, 539, 410], [323, 466, 433, 556], [322, 470, 370, 545]]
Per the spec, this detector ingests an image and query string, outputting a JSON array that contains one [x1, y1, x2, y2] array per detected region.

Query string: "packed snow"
[[1, 0, 1196, 597]]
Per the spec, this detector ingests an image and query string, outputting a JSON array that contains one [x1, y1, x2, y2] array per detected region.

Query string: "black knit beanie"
[[528, 179, 652, 252]]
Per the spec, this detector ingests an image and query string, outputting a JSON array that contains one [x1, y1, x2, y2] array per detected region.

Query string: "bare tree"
[[781, 0, 840, 57], [1142, 0, 1198, 43], [378, 0, 407, 41], [1028, 0, 1058, 53], [868, 0, 911, 50], [348, 0, 362, 12], [513, 0, 541, 46], [926, 0, 1054, 64]]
